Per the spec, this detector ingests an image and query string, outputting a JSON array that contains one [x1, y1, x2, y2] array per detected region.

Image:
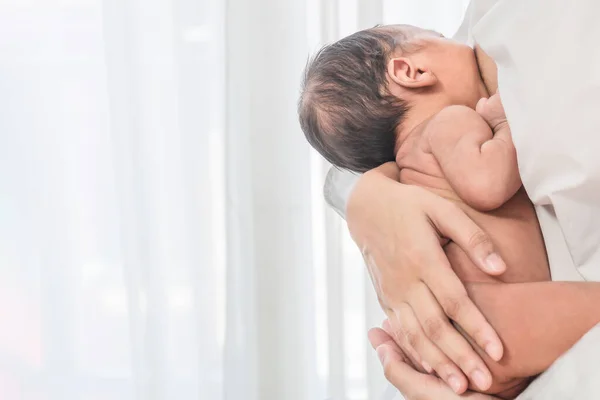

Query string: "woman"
[[329, 0, 600, 398]]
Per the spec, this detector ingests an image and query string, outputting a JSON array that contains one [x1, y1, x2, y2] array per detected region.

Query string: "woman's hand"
[[347, 162, 506, 393], [368, 326, 500, 400]]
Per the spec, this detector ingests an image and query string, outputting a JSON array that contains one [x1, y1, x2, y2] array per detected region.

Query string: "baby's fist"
[[476, 93, 507, 131]]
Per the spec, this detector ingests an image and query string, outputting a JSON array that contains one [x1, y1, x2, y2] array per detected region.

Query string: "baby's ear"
[[387, 57, 437, 89]]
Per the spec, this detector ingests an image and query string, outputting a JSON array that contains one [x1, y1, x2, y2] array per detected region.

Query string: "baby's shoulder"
[[429, 105, 481, 126], [424, 105, 488, 142]]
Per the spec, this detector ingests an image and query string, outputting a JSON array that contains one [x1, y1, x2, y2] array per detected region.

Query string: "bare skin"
[[355, 28, 519, 394], [348, 25, 599, 399], [366, 25, 550, 394], [377, 42, 591, 398], [389, 48, 550, 396], [396, 99, 549, 287], [372, 280, 600, 399]]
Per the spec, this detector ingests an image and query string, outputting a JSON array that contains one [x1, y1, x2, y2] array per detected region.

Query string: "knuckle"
[[392, 326, 406, 345], [468, 230, 492, 250], [434, 360, 455, 376], [442, 295, 467, 319], [457, 354, 478, 373], [423, 317, 445, 342], [404, 329, 421, 349]]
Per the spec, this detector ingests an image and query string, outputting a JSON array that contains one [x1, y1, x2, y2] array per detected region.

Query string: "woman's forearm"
[[464, 281, 600, 396], [346, 162, 400, 245]]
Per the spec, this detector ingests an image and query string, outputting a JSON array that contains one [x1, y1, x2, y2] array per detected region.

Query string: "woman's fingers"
[[383, 313, 428, 373], [429, 200, 506, 276], [388, 303, 470, 394], [346, 175, 504, 394], [380, 320, 423, 371], [376, 344, 466, 400], [368, 327, 421, 371], [409, 283, 493, 392], [427, 202, 505, 362], [376, 343, 444, 400], [368, 327, 403, 356], [373, 340, 500, 400]]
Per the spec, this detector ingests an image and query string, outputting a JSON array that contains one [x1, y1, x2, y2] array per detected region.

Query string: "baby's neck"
[[394, 113, 435, 154]]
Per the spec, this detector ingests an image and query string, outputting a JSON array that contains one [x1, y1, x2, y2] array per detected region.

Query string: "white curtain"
[[0, 1, 468, 399]]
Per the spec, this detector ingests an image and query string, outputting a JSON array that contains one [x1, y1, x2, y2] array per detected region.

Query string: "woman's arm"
[[346, 162, 507, 393]]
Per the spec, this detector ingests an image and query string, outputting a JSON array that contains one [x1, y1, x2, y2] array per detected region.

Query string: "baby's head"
[[299, 25, 487, 172]]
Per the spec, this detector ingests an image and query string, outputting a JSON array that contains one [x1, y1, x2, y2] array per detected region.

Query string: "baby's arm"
[[463, 281, 600, 398], [426, 98, 521, 211]]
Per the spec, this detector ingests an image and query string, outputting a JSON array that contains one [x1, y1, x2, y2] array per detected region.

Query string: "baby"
[[298, 25, 550, 398]]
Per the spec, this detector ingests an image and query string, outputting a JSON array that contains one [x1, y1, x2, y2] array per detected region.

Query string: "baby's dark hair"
[[298, 27, 410, 173]]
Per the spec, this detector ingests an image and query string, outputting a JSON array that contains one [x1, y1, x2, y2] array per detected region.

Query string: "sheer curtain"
[[0, 1, 468, 399]]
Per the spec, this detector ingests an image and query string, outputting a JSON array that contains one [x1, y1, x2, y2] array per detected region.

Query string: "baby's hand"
[[476, 93, 507, 132]]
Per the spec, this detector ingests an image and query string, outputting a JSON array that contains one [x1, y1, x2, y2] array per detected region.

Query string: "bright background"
[[0, 0, 469, 399]]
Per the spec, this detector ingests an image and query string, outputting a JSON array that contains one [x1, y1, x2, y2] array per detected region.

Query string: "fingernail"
[[484, 253, 505, 273], [448, 375, 462, 394], [486, 342, 503, 361], [472, 369, 490, 390], [376, 346, 387, 363], [422, 361, 433, 373]]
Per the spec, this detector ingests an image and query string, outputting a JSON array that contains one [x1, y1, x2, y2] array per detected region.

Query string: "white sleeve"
[[516, 324, 600, 400], [323, 167, 360, 219]]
